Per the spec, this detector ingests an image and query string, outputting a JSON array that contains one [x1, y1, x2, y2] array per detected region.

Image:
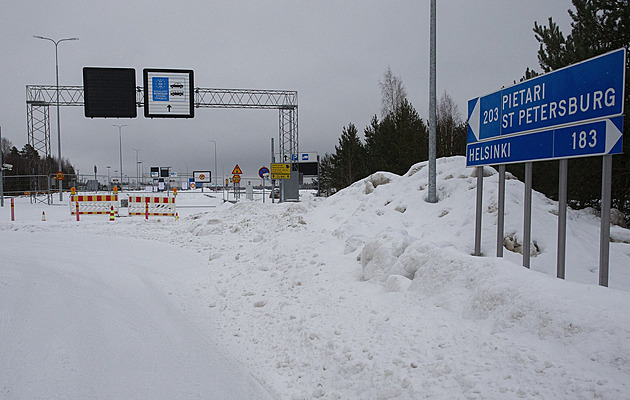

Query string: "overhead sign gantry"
[[25, 69, 299, 200]]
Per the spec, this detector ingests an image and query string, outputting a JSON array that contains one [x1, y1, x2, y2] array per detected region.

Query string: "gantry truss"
[[26, 85, 298, 164]]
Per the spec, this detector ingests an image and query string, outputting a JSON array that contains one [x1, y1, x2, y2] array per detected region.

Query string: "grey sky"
[[0, 1, 573, 181]]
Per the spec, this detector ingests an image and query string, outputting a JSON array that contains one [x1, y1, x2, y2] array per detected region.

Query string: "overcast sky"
[[0, 1, 573, 182]]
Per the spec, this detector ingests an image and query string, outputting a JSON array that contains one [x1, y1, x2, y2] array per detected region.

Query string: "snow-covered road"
[[1, 229, 275, 399]]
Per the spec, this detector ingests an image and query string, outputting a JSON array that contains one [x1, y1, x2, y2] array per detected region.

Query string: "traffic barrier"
[[70, 194, 119, 215], [128, 195, 176, 217]]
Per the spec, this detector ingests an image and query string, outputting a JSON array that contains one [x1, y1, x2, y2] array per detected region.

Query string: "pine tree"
[[364, 100, 428, 176], [530, 0, 630, 215], [328, 123, 367, 189]]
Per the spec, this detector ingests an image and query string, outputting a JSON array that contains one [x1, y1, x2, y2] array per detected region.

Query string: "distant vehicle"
[[170, 91, 184, 96], [170, 82, 184, 88]]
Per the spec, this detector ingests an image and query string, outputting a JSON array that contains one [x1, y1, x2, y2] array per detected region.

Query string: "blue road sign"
[[467, 116, 623, 166], [468, 48, 626, 144], [152, 77, 169, 102], [466, 48, 626, 167], [259, 166, 270, 179]]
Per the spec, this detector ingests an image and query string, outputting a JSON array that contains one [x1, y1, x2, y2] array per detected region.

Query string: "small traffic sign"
[[259, 166, 270, 179], [193, 171, 211, 183], [270, 163, 291, 179], [232, 164, 243, 175], [233, 175, 241, 183], [55, 171, 65, 181]]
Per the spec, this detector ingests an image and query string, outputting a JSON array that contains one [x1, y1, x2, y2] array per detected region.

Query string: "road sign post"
[[467, 48, 625, 285]]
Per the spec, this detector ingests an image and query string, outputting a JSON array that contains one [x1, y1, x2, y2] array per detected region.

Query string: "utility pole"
[[0, 126, 4, 207], [113, 124, 127, 190], [427, 0, 438, 203]]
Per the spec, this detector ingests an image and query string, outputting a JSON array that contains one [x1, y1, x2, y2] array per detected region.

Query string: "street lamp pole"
[[210, 140, 217, 190], [113, 124, 127, 190], [138, 161, 143, 187], [33, 35, 79, 202], [133, 148, 141, 189]]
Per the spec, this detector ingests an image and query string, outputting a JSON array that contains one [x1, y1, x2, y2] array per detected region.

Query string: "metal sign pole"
[[474, 166, 483, 256], [599, 155, 612, 287], [427, 0, 437, 203], [496, 165, 505, 257], [523, 162, 533, 268], [557, 159, 568, 279], [0, 126, 4, 207], [271, 138, 275, 204]]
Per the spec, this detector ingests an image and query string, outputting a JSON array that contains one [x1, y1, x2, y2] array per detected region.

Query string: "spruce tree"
[[528, 0, 629, 215]]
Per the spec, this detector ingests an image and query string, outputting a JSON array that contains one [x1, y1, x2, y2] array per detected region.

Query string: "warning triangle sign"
[[232, 164, 243, 175]]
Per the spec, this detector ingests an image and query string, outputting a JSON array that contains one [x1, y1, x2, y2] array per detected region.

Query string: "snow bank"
[[2, 156, 629, 399]]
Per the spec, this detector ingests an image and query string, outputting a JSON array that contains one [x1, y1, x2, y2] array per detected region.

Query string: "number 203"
[[483, 107, 499, 124]]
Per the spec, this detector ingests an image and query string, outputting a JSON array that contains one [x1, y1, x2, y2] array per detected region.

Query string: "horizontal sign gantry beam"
[[26, 85, 297, 110]]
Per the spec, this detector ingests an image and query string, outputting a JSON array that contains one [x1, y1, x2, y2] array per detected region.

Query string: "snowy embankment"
[[1, 156, 629, 399]]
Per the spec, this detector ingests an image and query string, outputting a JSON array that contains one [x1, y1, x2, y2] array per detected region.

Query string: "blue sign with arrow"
[[467, 48, 626, 167], [467, 116, 623, 166]]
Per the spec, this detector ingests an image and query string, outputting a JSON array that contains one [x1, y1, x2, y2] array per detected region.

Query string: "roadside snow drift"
[[2, 156, 629, 399]]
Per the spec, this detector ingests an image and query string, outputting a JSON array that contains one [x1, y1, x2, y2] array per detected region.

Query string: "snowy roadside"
[[1, 156, 629, 399]]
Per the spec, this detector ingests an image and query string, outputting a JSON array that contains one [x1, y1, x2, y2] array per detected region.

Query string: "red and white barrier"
[[70, 194, 119, 215], [128, 195, 176, 217]]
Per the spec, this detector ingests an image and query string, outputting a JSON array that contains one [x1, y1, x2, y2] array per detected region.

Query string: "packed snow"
[[1, 156, 629, 399]]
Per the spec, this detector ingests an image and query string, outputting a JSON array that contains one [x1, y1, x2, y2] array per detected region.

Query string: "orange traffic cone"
[[41, 211, 46, 221]]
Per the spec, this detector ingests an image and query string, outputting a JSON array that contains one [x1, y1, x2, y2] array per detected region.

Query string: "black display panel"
[[83, 67, 137, 118], [298, 162, 319, 176]]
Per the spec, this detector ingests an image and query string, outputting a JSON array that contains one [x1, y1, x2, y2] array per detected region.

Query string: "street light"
[[133, 148, 141, 189], [138, 161, 143, 188], [210, 139, 217, 191], [113, 124, 127, 190], [106, 166, 111, 191], [33, 35, 79, 202]]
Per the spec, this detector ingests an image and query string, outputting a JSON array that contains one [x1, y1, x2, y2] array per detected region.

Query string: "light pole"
[[133, 148, 141, 189], [107, 166, 111, 191], [113, 124, 127, 190], [210, 140, 217, 190], [33, 35, 79, 202]]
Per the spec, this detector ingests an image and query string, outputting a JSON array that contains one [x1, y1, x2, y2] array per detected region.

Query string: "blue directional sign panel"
[[143, 69, 194, 118], [467, 48, 626, 167], [467, 116, 623, 166], [152, 77, 169, 101]]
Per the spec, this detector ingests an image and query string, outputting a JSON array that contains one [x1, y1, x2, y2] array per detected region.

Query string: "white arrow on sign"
[[605, 118, 623, 154], [468, 98, 480, 141]]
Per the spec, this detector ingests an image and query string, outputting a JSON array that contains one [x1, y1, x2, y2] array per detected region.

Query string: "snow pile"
[[1, 156, 629, 399], [177, 156, 630, 398]]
